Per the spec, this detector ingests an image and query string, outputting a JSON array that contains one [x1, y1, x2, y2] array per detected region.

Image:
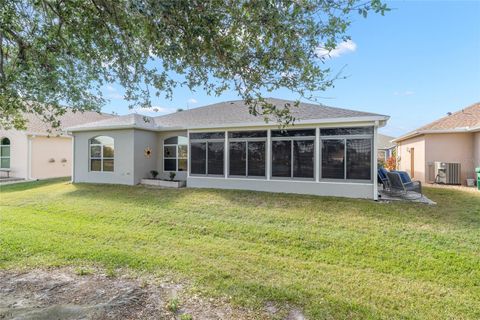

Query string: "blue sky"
[[100, 0, 480, 137]]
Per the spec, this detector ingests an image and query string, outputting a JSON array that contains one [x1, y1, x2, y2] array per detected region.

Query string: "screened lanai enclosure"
[[187, 127, 373, 182]]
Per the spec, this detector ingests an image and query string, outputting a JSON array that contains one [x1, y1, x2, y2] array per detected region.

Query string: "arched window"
[[164, 136, 188, 172], [89, 136, 114, 172], [0, 137, 10, 169]]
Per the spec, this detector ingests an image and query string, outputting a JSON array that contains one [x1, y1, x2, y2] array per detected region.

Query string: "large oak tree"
[[0, 0, 388, 130]]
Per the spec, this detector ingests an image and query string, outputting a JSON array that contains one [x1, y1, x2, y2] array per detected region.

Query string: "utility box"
[[434, 162, 461, 185]]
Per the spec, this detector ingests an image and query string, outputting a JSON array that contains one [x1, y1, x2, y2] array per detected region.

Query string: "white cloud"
[[134, 105, 172, 114], [188, 98, 198, 104], [315, 40, 357, 59], [104, 84, 124, 99], [393, 90, 415, 96], [106, 92, 123, 100], [106, 85, 116, 92]]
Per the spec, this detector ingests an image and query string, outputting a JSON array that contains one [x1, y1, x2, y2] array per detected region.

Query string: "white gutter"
[[27, 135, 33, 180], [393, 127, 477, 142], [373, 121, 379, 201], [71, 135, 75, 183], [67, 115, 390, 133]]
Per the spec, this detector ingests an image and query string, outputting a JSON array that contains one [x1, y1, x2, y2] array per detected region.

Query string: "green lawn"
[[1, 179, 479, 319]]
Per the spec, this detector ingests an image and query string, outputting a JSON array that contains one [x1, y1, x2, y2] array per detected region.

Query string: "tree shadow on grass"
[[0, 178, 71, 194], [63, 182, 193, 209], [203, 186, 480, 230]]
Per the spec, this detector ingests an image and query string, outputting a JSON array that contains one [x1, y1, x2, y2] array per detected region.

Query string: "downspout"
[[224, 130, 228, 179], [186, 129, 190, 185], [27, 135, 33, 180], [373, 121, 379, 200], [315, 127, 320, 182], [266, 129, 271, 180], [71, 134, 75, 183]]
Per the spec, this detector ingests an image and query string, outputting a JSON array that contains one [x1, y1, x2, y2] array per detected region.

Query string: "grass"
[[1, 179, 479, 319]]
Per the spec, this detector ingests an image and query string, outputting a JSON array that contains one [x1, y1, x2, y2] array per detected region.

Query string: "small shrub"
[[150, 170, 159, 179], [167, 298, 180, 313], [378, 158, 386, 168], [169, 172, 176, 181], [106, 267, 116, 278], [75, 267, 93, 276], [180, 314, 193, 320], [385, 156, 396, 171]]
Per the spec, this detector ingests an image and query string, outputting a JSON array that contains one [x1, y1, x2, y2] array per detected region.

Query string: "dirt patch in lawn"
[[0, 268, 293, 320]]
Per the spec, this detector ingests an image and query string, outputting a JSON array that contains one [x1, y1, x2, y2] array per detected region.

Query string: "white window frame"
[[320, 132, 373, 182], [271, 131, 316, 181], [0, 137, 10, 169], [189, 132, 225, 176], [89, 136, 114, 172], [163, 140, 188, 172], [228, 132, 267, 179]]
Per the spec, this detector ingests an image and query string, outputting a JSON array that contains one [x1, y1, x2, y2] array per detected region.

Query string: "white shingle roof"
[[68, 98, 388, 132], [67, 113, 157, 131], [24, 109, 113, 135]]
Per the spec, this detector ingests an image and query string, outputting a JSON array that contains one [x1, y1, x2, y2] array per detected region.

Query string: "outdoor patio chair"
[[377, 168, 390, 190], [386, 171, 423, 199]]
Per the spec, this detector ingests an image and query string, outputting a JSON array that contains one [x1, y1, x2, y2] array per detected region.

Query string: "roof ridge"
[[153, 98, 386, 120], [153, 99, 246, 120], [417, 102, 480, 131]]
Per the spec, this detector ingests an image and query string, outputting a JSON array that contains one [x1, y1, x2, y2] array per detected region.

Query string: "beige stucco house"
[[394, 102, 480, 185], [377, 134, 396, 161], [0, 110, 112, 181], [68, 99, 390, 199]]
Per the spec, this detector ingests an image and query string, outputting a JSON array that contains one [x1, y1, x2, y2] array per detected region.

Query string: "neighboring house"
[[0, 110, 113, 181], [377, 134, 396, 161], [394, 102, 480, 185], [68, 98, 389, 199]]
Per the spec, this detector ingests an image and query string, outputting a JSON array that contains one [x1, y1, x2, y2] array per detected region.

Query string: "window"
[[248, 141, 266, 176], [0, 137, 10, 169], [271, 129, 316, 137], [190, 132, 225, 140], [271, 129, 315, 179], [164, 136, 188, 172], [189, 132, 225, 175], [229, 142, 246, 175], [320, 128, 372, 180], [321, 139, 344, 179], [208, 142, 224, 175], [320, 127, 373, 136], [347, 139, 371, 180], [89, 136, 114, 172], [377, 150, 387, 161], [190, 142, 206, 174], [272, 140, 291, 177], [229, 131, 267, 139], [228, 131, 266, 177], [293, 140, 314, 178]]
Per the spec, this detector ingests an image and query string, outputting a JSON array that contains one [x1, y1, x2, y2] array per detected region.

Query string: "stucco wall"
[[30, 136, 72, 179], [396, 135, 426, 182], [187, 177, 374, 199], [156, 130, 188, 181], [425, 133, 475, 183], [73, 129, 135, 185], [133, 130, 158, 184], [0, 129, 29, 179]]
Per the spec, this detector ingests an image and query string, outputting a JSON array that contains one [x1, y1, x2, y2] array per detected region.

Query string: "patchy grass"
[[0, 179, 479, 319]]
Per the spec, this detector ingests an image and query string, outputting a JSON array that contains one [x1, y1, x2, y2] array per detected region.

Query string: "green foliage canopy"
[[0, 0, 388, 129]]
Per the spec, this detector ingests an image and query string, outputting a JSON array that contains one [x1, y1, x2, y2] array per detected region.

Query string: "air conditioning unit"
[[434, 162, 461, 185]]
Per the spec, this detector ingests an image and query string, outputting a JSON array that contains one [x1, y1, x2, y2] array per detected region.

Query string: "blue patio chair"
[[386, 171, 422, 199], [377, 168, 390, 190]]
